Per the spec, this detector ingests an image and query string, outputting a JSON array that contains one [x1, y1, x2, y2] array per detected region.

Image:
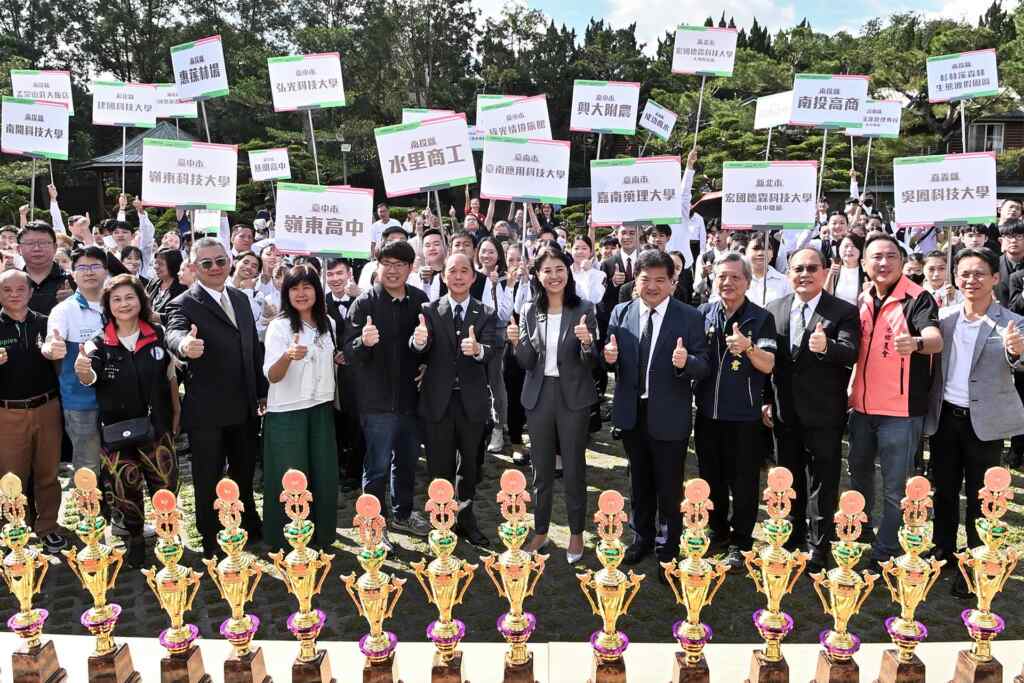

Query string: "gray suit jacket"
[[924, 301, 1024, 441], [514, 300, 599, 411]]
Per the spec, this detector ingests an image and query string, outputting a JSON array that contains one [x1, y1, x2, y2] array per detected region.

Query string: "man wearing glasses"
[[165, 238, 266, 559], [18, 221, 70, 316], [762, 248, 860, 573]]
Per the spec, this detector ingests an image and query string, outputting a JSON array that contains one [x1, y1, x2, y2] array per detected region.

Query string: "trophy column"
[[0, 472, 67, 683], [63, 467, 140, 682]]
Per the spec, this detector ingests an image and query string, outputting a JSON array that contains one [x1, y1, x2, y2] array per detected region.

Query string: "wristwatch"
[[915, 337, 924, 352]]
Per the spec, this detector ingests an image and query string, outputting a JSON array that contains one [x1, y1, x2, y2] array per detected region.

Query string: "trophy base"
[[12, 639, 67, 683], [503, 653, 537, 683], [160, 645, 212, 683], [225, 647, 271, 683], [363, 652, 402, 683], [811, 651, 858, 683], [431, 651, 467, 683], [89, 643, 142, 683], [948, 650, 1001, 683], [873, 649, 925, 683], [745, 649, 789, 683], [671, 652, 710, 683], [293, 650, 335, 683], [588, 654, 626, 683]]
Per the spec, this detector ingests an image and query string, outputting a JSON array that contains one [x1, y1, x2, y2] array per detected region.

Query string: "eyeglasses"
[[378, 260, 409, 271], [20, 240, 54, 250], [197, 256, 229, 270], [957, 271, 991, 281], [790, 265, 821, 274], [74, 264, 105, 273]]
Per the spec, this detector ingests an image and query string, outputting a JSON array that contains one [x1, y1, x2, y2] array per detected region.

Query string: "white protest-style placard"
[[192, 209, 221, 233], [468, 125, 484, 151], [893, 152, 996, 227], [171, 34, 230, 101], [590, 156, 682, 227], [671, 26, 738, 76], [267, 53, 346, 111], [570, 80, 641, 135], [721, 161, 818, 230], [275, 183, 374, 258], [846, 99, 902, 138], [91, 81, 156, 128], [754, 91, 793, 130], [374, 113, 476, 197], [927, 49, 999, 103], [1, 97, 69, 160], [638, 100, 677, 141], [478, 94, 551, 140], [153, 84, 198, 119], [10, 70, 73, 116], [480, 137, 570, 205], [401, 108, 455, 124], [141, 138, 238, 211], [476, 94, 518, 124], [248, 148, 291, 182], [789, 74, 869, 129]]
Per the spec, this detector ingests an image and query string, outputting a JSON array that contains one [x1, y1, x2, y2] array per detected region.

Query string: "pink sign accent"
[[597, 490, 624, 515], [356, 494, 381, 518], [153, 489, 176, 512], [282, 469, 308, 493], [500, 469, 527, 495], [216, 478, 239, 502]]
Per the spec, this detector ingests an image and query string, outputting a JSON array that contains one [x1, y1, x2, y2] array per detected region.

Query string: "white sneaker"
[[487, 427, 506, 454], [390, 510, 431, 537]]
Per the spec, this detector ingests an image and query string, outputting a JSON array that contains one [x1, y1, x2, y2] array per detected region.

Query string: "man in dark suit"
[[412, 253, 496, 546], [165, 237, 266, 558], [597, 224, 639, 332], [604, 250, 710, 568], [763, 247, 860, 571], [325, 257, 363, 490]]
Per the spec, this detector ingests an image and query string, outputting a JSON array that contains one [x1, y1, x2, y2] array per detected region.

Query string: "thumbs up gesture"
[[574, 314, 593, 346], [0, 345, 7, 366], [893, 331, 917, 356], [672, 337, 688, 368], [506, 318, 520, 346], [1004, 319, 1024, 357], [603, 333, 619, 364], [612, 264, 625, 286], [182, 324, 205, 359], [726, 322, 752, 356], [808, 322, 828, 354], [42, 329, 67, 360], [287, 333, 308, 361], [74, 344, 92, 380], [413, 313, 429, 349], [461, 324, 481, 357], [361, 315, 380, 347]]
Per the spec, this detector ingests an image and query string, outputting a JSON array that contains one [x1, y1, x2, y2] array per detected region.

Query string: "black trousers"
[[930, 403, 1002, 556], [189, 419, 262, 556], [694, 415, 761, 550], [423, 393, 486, 530], [622, 401, 686, 560], [503, 344, 526, 443], [334, 407, 365, 481], [1012, 374, 1024, 457], [774, 419, 844, 561]]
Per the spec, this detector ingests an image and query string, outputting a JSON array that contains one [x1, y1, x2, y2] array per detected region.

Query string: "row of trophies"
[[0, 463, 1016, 683]]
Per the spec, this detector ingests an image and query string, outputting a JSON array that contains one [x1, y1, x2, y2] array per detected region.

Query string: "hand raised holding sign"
[[361, 315, 380, 348], [808, 322, 827, 354], [672, 337, 688, 368], [461, 324, 481, 357], [603, 333, 619, 364], [574, 315, 593, 346]]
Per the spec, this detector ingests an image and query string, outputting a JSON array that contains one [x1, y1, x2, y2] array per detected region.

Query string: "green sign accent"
[[927, 52, 962, 62], [170, 41, 196, 53], [695, 70, 732, 77], [575, 79, 608, 86], [145, 139, 192, 149], [481, 98, 522, 112], [268, 55, 304, 63], [11, 70, 41, 75], [94, 80, 126, 87], [313, 99, 346, 108], [197, 88, 229, 99], [3, 97, 36, 105], [278, 182, 325, 193], [31, 151, 69, 161], [724, 161, 771, 169], [375, 121, 420, 136], [795, 74, 833, 80], [894, 155, 946, 165], [678, 25, 708, 31], [592, 158, 636, 167], [485, 135, 529, 144]]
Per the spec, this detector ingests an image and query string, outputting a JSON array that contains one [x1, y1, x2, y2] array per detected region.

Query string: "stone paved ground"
[[9, 404, 1024, 647]]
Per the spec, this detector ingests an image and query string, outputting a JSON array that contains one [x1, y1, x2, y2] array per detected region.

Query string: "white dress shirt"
[[749, 266, 794, 307], [789, 291, 822, 350], [835, 266, 861, 306], [543, 313, 562, 377], [639, 296, 670, 399], [943, 313, 983, 408], [572, 265, 607, 305]]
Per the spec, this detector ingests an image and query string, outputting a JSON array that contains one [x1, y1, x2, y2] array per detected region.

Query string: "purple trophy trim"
[[753, 609, 794, 637], [427, 619, 466, 647], [819, 629, 861, 657], [8, 608, 47, 638], [220, 613, 260, 643], [672, 620, 712, 647], [159, 623, 199, 652], [287, 609, 326, 639], [590, 630, 629, 658], [961, 609, 1005, 637], [81, 603, 121, 631], [497, 611, 536, 639], [884, 617, 928, 643], [359, 631, 398, 659]]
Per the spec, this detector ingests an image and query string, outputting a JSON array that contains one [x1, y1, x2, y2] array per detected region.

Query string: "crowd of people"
[[1, 161, 1023, 605]]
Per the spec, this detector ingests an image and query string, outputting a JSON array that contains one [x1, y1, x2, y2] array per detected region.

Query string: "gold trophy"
[[203, 478, 269, 683], [342, 493, 406, 683], [809, 490, 878, 683], [874, 475, 944, 683], [142, 488, 210, 683], [269, 469, 336, 683], [412, 479, 478, 683], [742, 466, 808, 683], [63, 467, 140, 682], [951, 466, 1018, 683], [660, 478, 728, 683], [482, 469, 547, 683], [0, 472, 66, 682], [577, 489, 644, 683]]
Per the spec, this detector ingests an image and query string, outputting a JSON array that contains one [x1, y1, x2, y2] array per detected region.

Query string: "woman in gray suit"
[[506, 244, 599, 564]]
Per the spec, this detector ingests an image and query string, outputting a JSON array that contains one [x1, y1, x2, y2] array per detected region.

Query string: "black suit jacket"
[[1007, 269, 1024, 315], [415, 297, 496, 423], [165, 284, 267, 430], [598, 252, 635, 322], [996, 254, 1024, 307], [764, 291, 859, 429]]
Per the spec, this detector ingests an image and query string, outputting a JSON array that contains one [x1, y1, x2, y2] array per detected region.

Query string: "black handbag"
[[99, 345, 158, 451]]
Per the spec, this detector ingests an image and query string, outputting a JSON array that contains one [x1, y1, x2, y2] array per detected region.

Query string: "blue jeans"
[[360, 413, 420, 520], [847, 411, 923, 561], [63, 409, 101, 472]]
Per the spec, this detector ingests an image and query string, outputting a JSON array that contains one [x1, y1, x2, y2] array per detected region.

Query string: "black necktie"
[[639, 309, 655, 397], [624, 256, 633, 282], [454, 303, 464, 335]]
